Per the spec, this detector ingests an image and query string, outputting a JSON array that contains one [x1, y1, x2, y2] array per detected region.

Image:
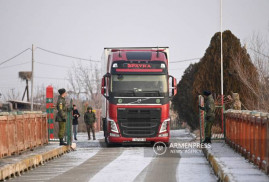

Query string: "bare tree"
[[249, 33, 269, 79], [246, 32, 269, 111], [3, 88, 20, 101], [232, 51, 259, 109], [33, 85, 47, 110], [67, 62, 101, 109]]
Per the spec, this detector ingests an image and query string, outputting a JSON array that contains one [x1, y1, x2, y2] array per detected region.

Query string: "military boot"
[[202, 137, 210, 144], [60, 138, 67, 146], [93, 133, 96, 140], [208, 138, 211, 143]]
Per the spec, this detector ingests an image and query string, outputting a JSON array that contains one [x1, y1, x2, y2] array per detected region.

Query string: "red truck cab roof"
[[111, 51, 168, 63], [108, 51, 168, 74]]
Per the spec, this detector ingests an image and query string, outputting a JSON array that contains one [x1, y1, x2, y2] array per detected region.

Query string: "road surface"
[[10, 130, 217, 182]]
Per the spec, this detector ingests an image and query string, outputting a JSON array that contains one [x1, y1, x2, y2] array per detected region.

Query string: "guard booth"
[[7, 100, 42, 111], [199, 95, 226, 143]]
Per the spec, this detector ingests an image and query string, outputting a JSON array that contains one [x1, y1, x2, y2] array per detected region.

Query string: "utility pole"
[[220, 0, 223, 98], [31, 44, 34, 111], [220, 0, 224, 131]]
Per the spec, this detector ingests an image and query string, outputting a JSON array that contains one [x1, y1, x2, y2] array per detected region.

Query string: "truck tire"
[[165, 142, 170, 147], [102, 118, 107, 137], [105, 138, 121, 147], [105, 140, 113, 147], [105, 138, 115, 147], [103, 118, 117, 147]]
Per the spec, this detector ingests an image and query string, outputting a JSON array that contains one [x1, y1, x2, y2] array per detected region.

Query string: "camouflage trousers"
[[86, 124, 95, 139], [58, 122, 66, 139], [205, 116, 215, 139]]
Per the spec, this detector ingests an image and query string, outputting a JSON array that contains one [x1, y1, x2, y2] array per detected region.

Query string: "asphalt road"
[[10, 130, 217, 182]]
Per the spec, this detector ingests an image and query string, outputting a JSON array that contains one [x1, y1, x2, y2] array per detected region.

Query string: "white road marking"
[[89, 148, 154, 182]]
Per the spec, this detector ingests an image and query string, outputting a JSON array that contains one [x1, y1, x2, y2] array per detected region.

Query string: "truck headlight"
[[108, 118, 119, 133], [159, 118, 170, 133]]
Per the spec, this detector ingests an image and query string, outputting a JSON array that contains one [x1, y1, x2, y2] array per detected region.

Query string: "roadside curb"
[[0, 144, 75, 181], [202, 147, 234, 182], [190, 131, 197, 140], [185, 128, 197, 141]]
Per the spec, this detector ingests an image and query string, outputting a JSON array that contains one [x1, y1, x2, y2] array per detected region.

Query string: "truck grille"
[[117, 108, 161, 138]]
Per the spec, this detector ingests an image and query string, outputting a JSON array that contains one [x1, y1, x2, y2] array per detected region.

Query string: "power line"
[[35, 61, 70, 68], [170, 57, 201, 63], [0, 61, 31, 70], [0, 80, 21, 83], [35, 61, 100, 70], [36, 47, 100, 63], [0, 48, 31, 66], [169, 67, 186, 71], [0, 87, 18, 89], [35, 76, 68, 80], [35, 76, 99, 81]]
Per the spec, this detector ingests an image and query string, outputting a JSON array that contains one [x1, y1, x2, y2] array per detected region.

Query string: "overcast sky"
[[0, 0, 268, 100]]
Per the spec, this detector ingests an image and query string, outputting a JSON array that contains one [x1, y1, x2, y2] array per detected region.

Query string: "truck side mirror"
[[101, 77, 105, 95], [101, 73, 111, 99], [169, 75, 177, 98], [172, 77, 177, 96]]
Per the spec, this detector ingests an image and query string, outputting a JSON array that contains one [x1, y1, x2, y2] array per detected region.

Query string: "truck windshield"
[[111, 75, 168, 96]]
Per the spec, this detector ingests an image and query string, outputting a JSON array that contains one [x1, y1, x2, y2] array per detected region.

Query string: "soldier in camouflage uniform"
[[55, 88, 67, 145], [232, 93, 241, 110], [84, 106, 96, 140], [199, 91, 216, 144]]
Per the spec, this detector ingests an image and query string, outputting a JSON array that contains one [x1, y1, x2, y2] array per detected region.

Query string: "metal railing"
[[0, 112, 48, 159], [225, 110, 269, 174], [65, 99, 73, 145]]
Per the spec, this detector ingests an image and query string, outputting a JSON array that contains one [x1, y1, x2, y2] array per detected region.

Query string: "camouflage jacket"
[[84, 111, 96, 125], [204, 95, 216, 118], [55, 96, 67, 122], [232, 93, 241, 110]]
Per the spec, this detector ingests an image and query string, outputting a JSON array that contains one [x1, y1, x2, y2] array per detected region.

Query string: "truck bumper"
[[108, 136, 170, 143]]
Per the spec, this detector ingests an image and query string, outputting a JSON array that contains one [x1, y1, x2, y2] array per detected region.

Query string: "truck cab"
[[101, 47, 177, 146]]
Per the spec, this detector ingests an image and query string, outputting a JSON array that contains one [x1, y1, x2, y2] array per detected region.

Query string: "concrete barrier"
[[0, 145, 72, 181], [202, 147, 233, 182]]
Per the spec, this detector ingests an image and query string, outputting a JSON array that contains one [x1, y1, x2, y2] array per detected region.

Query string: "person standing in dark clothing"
[[199, 91, 216, 144], [84, 106, 96, 140], [72, 105, 80, 140]]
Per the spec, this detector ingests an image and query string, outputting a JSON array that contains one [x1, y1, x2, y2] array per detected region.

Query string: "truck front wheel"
[[102, 118, 107, 137]]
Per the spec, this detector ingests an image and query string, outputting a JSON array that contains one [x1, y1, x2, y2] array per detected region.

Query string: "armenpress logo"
[[153, 141, 167, 155]]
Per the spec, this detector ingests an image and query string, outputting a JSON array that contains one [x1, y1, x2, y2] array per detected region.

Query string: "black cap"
[[203, 90, 211, 96], [58, 88, 66, 95]]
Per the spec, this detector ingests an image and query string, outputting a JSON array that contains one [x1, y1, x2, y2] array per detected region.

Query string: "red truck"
[[101, 47, 177, 146]]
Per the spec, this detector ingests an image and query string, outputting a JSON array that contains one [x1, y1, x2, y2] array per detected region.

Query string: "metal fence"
[[0, 112, 48, 159], [225, 110, 269, 174]]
